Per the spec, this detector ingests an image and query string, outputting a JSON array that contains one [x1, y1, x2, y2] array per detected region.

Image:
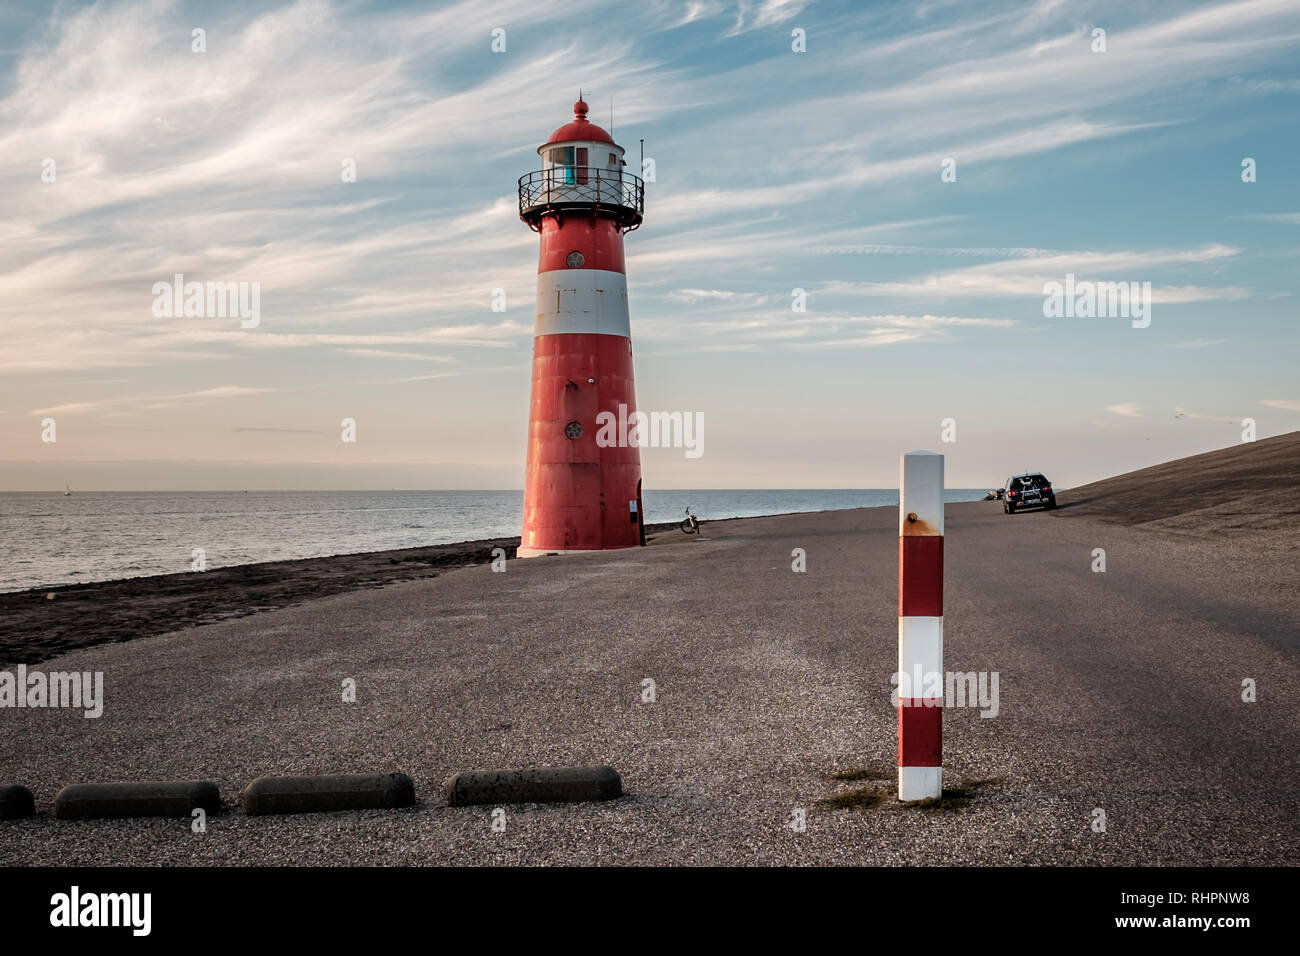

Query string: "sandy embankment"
[[0, 522, 684, 666], [0, 536, 519, 666]]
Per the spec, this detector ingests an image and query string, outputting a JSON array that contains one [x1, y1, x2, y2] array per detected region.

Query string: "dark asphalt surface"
[[1, 500, 1297, 865]]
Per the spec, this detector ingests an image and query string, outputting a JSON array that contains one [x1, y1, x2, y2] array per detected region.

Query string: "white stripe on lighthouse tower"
[[534, 270, 631, 337]]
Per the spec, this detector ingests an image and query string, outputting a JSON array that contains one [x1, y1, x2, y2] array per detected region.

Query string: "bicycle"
[[680, 507, 700, 535]]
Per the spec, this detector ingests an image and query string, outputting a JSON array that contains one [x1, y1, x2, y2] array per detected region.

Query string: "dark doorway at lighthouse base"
[[637, 478, 646, 547]]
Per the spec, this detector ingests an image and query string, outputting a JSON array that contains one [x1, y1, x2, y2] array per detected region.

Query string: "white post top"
[[899, 451, 944, 536]]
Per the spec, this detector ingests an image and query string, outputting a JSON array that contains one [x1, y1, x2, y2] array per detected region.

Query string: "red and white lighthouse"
[[516, 97, 646, 557]]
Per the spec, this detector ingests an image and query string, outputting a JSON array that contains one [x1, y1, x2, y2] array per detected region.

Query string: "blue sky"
[[1, 0, 1297, 490]]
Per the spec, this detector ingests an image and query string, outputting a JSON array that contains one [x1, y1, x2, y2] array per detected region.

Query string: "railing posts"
[[518, 169, 643, 220]]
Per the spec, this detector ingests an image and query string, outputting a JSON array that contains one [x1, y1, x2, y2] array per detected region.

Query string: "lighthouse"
[[516, 97, 646, 557]]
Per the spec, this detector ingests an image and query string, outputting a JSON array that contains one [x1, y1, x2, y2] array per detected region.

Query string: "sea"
[[0, 488, 987, 593]]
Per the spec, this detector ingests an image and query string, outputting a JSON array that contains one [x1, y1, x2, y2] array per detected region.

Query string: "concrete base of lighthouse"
[[515, 546, 613, 559]]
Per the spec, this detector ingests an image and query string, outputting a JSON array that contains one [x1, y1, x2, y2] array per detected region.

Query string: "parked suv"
[[1003, 473, 1056, 513]]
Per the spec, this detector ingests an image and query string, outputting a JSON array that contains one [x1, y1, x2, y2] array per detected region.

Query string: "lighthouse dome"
[[519, 96, 643, 232], [546, 98, 615, 145]]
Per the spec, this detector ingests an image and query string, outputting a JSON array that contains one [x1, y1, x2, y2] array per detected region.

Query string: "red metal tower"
[[516, 97, 645, 557]]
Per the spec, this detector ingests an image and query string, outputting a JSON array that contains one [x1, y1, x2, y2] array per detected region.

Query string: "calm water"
[[0, 489, 986, 593]]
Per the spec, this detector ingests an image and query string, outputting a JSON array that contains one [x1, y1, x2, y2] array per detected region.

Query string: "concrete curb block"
[[53, 781, 221, 819], [240, 772, 416, 815], [445, 766, 623, 806], [0, 784, 36, 819]]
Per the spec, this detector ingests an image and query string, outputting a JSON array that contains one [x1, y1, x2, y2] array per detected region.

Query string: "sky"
[[1, 0, 1298, 491]]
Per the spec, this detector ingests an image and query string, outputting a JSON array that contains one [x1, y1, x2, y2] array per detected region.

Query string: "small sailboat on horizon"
[[64, 484, 72, 496]]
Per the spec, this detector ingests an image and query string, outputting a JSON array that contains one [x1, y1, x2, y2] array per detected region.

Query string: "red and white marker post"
[[898, 450, 944, 801]]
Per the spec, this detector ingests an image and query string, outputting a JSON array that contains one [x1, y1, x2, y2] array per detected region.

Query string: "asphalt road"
[[2, 500, 1297, 865]]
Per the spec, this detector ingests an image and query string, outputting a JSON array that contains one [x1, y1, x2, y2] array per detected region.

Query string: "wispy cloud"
[[30, 384, 294, 416], [171, 386, 276, 401], [723, 0, 810, 37], [1230, 212, 1300, 223], [817, 245, 1248, 303], [1174, 405, 1241, 424], [30, 402, 101, 416], [336, 349, 456, 362]]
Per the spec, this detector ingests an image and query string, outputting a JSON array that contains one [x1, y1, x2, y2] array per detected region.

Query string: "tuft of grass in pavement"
[[828, 766, 892, 783], [814, 786, 888, 812]]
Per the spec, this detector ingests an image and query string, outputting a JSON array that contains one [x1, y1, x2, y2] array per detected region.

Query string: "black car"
[[1002, 472, 1056, 513]]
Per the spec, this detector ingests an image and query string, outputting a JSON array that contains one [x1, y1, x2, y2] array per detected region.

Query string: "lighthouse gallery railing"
[[518, 168, 644, 224]]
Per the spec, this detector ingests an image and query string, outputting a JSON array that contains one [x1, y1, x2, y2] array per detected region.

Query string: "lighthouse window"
[[576, 148, 588, 184], [547, 146, 576, 185], [608, 152, 618, 167]]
